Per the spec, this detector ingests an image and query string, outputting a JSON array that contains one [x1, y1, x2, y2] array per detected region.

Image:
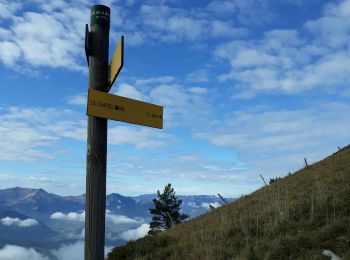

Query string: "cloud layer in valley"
[[119, 223, 150, 241], [0, 242, 113, 260], [0, 245, 49, 260], [1, 217, 38, 227]]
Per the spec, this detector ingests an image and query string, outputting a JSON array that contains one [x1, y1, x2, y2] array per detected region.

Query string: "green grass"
[[107, 145, 350, 259]]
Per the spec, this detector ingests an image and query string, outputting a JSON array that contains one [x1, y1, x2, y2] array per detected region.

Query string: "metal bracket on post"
[[85, 24, 92, 66]]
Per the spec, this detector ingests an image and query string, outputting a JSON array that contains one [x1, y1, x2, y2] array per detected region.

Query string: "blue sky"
[[0, 0, 349, 197]]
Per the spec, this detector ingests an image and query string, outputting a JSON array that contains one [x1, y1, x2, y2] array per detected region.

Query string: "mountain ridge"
[[0, 186, 233, 252]]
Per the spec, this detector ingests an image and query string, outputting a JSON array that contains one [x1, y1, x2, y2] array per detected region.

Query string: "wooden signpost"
[[84, 5, 163, 260]]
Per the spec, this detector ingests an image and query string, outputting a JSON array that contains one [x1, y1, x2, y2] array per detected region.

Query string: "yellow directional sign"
[[109, 36, 124, 90], [87, 89, 163, 129]]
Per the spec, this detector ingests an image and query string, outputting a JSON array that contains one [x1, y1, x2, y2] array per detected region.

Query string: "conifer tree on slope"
[[148, 183, 189, 235]]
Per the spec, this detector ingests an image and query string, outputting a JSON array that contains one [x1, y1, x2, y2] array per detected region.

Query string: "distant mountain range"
[[0, 187, 234, 254], [0, 188, 84, 222]]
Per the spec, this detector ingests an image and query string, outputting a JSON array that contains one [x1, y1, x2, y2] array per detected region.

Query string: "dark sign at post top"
[[90, 5, 110, 28]]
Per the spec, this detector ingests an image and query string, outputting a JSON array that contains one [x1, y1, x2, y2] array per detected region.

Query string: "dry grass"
[[107, 145, 350, 260]]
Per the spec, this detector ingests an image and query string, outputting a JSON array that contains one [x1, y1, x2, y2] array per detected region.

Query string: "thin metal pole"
[[260, 174, 268, 186], [85, 5, 110, 260], [217, 193, 228, 204]]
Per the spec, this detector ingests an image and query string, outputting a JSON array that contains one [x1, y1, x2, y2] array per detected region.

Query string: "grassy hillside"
[[108, 145, 350, 259]]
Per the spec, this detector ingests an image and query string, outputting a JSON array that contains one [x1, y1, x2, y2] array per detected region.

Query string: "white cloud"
[[67, 94, 87, 106], [0, 101, 174, 163], [135, 76, 176, 86], [0, 173, 16, 182], [79, 228, 85, 238], [106, 212, 140, 225], [124, 31, 144, 46], [173, 185, 202, 195], [206, 0, 237, 14], [178, 155, 199, 162], [215, 1, 350, 96], [0, 0, 244, 70], [149, 84, 213, 129], [0, 28, 10, 38], [0, 174, 62, 193], [0, 1, 89, 71], [0, 245, 49, 260], [0, 106, 82, 162], [167, 16, 203, 41], [1, 217, 39, 227], [117, 76, 215, 130], [206, 0, 274, 25], [196, 102, 350, 150], [119, 223, 149, 241], [187, 202, 200, 208], [50, 211, 85, 222], [194, 102, 350, 179], [49, 212, 65, 220], [188, 87, 208, 95], [19, 218, 39, 227], [201, 202, 221, 209], [210, 20, 242, 38], [34, 0, 67, 12], [138, 4, 241, 43], [109, 149, 244, 185], [113, 83, 146, 101], [0, 41, 21, 66], [186, 69, 209, 83], [0, 1, 22, 19], [51, 241, 112, 260], [0, 241, 111, 260], [28, 176, 55, 183], [109, 126, 170, 149], [50, 210, 140, 225], [306, 0, 350, 49], [51, 241, 84, 260], [52, 121, 86, 141], [1, 217, 19, 226]]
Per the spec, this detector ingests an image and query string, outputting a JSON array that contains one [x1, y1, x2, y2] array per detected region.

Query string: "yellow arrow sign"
[[109, 36, 124, 90], [87, 89, 163, 129]]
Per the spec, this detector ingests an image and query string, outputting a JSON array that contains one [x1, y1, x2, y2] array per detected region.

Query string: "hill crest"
[[108, 144, 350, 259]]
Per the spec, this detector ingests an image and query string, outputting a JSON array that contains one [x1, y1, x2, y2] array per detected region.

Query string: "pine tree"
[[148, 183, 189, 235]]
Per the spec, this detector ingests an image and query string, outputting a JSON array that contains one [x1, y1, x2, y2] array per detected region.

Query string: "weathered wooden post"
[[84, 4, 162, 259], [85, 5, 110, 260]]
